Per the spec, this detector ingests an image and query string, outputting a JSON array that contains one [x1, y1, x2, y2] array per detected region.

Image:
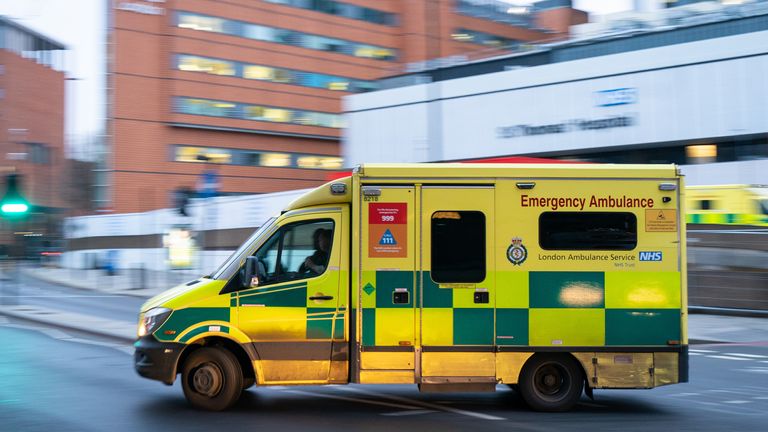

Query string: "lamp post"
[[195, 154, 219, 275]]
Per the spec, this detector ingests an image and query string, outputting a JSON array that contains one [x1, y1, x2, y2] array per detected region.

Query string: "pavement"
[[0, 266, 766, 345]]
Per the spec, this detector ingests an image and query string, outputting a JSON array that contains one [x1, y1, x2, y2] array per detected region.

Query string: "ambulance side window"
[[539, 212, 637, 250], [246, 219, 335, 287], [431, 211, 486, 283]]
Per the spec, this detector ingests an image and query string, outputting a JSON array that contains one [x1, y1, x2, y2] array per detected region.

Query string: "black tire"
[[518, 354, 584, 412], [181, 347, 243, 411]]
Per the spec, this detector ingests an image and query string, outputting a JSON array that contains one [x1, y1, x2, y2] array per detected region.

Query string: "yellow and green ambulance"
[[686, 184, 768, 226], [134, 163, 688, 411]]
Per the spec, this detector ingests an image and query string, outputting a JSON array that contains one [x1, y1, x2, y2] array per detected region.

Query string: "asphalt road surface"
[[0, 271, 144, 322], [0, 318, 766, 432]]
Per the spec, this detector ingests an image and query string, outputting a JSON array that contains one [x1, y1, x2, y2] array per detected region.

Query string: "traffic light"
[[1, 173, 30, 218]]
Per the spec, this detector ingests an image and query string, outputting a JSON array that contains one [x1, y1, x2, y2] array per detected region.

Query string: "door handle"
[[309, 295, 334, 301]]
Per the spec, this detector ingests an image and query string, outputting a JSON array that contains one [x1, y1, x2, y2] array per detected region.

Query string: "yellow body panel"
[[360, 352, 414, 370], [422, 352, 495, 377]]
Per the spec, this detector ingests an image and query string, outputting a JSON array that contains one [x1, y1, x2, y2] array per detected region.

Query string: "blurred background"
[[0, 0, 765, 311]]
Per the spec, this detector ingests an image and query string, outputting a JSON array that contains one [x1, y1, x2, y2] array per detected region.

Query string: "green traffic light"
[[1, 203, 29, 213], [0, 174, 31, 217]]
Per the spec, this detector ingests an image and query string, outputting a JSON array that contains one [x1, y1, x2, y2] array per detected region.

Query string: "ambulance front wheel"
[[518, 354, 584, 412], [181, 347, 243, 411]]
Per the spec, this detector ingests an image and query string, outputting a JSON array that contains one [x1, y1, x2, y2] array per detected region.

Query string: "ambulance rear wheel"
[[518, 354, 583, 412], [181, 347, 243, 411]]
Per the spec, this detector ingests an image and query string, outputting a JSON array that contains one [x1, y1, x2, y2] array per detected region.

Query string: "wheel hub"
[[192, 362, 223, 397], [535, 364, 566, 396]]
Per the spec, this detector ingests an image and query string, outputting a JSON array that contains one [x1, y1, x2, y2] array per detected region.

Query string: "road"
[[0, 317, 766, 431], [0, 270, 143, 322]]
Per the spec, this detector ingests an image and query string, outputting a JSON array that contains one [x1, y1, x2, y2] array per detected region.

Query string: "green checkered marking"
[[605, 309, 681, 345], [155, 307, 230, 342], [179, 325, 230, 343], [496, 308, 528, 346], [333, 311, 345, 339], [422, 272, 453, 308], [453, 308, 494, 345], [530, 271, 604, 308], [362, 309, 375, 346], [239, 282, 307, 307], [306, 308, 335, 339], [375, 271, 412, 308]]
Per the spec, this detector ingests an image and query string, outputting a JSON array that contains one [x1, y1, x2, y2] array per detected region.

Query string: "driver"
[[299, 228, 331, 275]]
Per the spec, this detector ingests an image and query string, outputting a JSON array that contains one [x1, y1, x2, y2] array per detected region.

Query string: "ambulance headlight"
[[137, 307, 172, 338]]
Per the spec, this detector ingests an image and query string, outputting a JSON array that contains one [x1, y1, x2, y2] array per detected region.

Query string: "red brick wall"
[[0, 51, 65, 210]]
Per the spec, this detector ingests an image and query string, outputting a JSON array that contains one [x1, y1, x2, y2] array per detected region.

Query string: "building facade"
[[0, 17, 66, 251], [105, 0, 587, 212], [344, 4, 768, 186]]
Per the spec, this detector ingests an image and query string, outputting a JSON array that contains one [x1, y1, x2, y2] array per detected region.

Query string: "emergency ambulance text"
[[521, 195, 654, 211]]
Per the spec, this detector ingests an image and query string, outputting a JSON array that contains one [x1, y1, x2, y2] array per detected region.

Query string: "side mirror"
[[243, 256, 264, 288]]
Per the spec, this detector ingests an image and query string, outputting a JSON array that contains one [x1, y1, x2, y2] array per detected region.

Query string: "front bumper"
[[134, 336, 185, 385]]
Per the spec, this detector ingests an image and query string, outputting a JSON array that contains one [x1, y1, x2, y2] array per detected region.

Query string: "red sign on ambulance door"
[[368, 203, 407, 258]]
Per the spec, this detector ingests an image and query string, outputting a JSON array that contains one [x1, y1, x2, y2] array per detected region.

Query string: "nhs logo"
[[639, 251, 663, 261]]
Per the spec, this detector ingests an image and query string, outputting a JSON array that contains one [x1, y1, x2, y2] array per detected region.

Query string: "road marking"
[[284, 389, 422, 411], [724, 353, 768, 359], [723, 400, 751, 404], [737, 367, 768, 374], [690, 349, 718, 353], [337, 386, 506, 421], [706, 355, 752, 361], [382, 410, 434, 417], [689, 352, 702, 356], [668, 392, 701, 397]]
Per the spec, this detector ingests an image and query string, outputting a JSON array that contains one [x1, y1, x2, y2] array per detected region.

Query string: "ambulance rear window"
[[539, 212, 637, 251], [431, 211, 486, 283]]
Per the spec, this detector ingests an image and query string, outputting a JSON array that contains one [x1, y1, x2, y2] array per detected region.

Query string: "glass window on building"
[[272, 68, 294, 83], [243, 23, 274, 41], [178, 11, 396, 61], [260, 152, 292, 167], [244, 106, 292, 123], [175, 146, 233, 164], [177, 12, 230, 33], [177, 55, 236, 76], [173, 145, 342, 170], [243, 65, 275, 80], [297, 155, 343, 169], [264, 0, 397, 26], [354, 44, 396, 60], [177, 97, 341, 128], [452, 28, 517, 48], [177, 98, 238, 117], [431, 211, 486, 283]]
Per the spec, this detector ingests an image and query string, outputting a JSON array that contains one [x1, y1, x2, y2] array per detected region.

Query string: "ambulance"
[[686, 184, 768, 226], [134, 163, 688, 412]]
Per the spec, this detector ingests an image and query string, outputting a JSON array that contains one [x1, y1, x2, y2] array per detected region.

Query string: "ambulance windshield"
[[209, 217, 277, 280]]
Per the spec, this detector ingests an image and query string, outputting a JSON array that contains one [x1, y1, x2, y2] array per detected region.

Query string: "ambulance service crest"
[[506, 237, 527, 265]]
